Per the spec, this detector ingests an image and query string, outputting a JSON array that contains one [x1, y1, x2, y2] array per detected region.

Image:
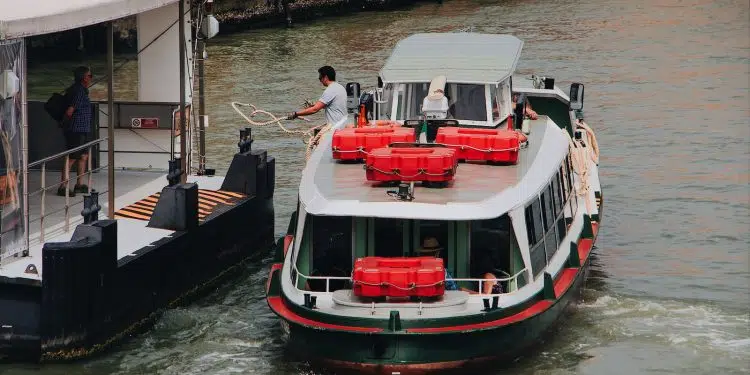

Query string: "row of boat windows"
[[525, 154, 579, 279], [294, 214, 527, 292]]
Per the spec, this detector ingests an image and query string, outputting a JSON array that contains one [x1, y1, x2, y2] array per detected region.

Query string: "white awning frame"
[[0, 0, 178, 40]]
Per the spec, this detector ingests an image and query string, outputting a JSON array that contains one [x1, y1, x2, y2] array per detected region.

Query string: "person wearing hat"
[[417, 236, 459, 291]]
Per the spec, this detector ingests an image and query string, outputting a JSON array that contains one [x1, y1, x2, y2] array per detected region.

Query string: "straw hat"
[[416, 237, 443, 254]]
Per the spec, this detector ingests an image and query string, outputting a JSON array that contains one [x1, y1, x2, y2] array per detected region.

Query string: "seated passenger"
[[416, 237, 459, 291], [481, 272, 503, 294]]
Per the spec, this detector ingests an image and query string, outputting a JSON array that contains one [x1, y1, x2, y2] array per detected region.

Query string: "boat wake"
[[578, 293, 750, 360]]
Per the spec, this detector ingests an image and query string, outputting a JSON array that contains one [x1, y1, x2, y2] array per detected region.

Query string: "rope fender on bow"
[[565, 119, 600, 214]]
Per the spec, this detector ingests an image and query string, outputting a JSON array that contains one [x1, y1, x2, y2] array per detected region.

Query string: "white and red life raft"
[[331, 126, 415, 160], [352, 257, 446, 298], [435, 127, 521, 164], [364, 147, 458, 183]]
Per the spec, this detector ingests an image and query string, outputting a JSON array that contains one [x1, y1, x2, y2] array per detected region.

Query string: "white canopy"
[[379, 33, 523, 84], [0, 0, 178, 40]]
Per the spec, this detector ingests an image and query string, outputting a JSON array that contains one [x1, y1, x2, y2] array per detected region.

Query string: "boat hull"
[[269, 220, 599, 374], [280, 258, 589, 374]]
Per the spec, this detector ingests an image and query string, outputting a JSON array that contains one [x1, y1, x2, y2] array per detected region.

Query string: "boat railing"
[[291, 262, 351, 295], [0, 137, 111, 264], [290, 261, 528, 296], [29, 137, 110, 243]]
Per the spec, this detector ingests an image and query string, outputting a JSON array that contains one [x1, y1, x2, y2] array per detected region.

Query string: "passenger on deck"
[[512, 93, 538, 120], [416, 237, 459, 291], [287, 65, 347, 125], [481, 272, 503, 294]]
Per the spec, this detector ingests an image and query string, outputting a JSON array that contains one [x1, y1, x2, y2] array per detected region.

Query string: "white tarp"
[[0, 0, 178, 40]]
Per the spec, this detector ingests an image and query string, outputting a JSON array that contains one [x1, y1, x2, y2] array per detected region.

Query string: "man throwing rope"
[[287, 66, 347, 126]]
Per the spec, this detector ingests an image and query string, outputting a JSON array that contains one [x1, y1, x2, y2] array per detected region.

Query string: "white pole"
[[21, 39, 29, 256], [178, 0, 187, 182], [107, 22, 115, 218]]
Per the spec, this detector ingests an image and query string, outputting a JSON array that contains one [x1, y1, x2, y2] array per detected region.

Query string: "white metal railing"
[[0, 138, 111, 263], [29, 138, 110, 242], [291, 260, 527, 296], [291, 262, 351, 294]]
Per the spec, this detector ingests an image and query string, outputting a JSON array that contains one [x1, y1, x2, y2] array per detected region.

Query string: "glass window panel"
[[450, 83, 487, 121], [545, 227, 558, 263], [531, 197, 545, 243], [556, 216, 566, 246], [541, 188, 555, 231], [524, 203, 535, 246], [530, 242, 547, 279], [552, 174, 562, 216]]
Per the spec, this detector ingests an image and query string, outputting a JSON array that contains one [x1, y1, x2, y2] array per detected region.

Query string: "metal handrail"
[[292, 262, 351, 294], [291, 259, 527, 296], [28, 137, 108, 168]]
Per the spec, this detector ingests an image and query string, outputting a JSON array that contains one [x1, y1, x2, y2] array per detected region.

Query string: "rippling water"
[[4, 0, 749, 374]]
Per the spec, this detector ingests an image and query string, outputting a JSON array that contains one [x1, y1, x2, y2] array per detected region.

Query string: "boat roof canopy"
[[379, 33, 523, 85], [0, 0, 178, 40]]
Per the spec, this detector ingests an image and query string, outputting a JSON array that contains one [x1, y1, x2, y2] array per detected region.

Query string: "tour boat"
[[0, 1, 275, 361], [265, 32, 602, 373]]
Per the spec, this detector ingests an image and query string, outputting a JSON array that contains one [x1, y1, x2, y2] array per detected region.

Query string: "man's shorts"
[[64, 131, 88, 160]]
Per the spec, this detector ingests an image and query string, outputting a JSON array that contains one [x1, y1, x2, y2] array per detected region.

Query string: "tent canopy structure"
[[0, 0, 178, 40]]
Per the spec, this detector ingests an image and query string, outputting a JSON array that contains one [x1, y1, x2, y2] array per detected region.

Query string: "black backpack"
[[44, 86, 72, 123]]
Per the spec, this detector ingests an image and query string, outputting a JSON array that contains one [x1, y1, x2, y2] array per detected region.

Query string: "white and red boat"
[[266, 32, 602, 374]]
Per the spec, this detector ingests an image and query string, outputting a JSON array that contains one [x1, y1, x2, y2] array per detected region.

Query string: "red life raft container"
[[332, 126, 415, 160], [435, 127, 521, 164], [365, 147, 458, 182], [352, 257, 446, 298]]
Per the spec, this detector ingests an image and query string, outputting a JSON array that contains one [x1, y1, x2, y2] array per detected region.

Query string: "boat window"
[[541, 185, 558, 262], [559, 165, 568, 206], [490, 85, 500, 123], [541, 187, 554, 232], [526, 196, 548, 279], [497, 82, 511, 121], [391, 83, 429, 120], [470, 214, 526, 291], [525, 197, 545, 246], [530, 238, 547, 279], [379, 83, 394, 120], [451, 84, 487, 121], [552, 172, 563, 217], [296, 215, 352, 291], [393, 85, 406, 120]]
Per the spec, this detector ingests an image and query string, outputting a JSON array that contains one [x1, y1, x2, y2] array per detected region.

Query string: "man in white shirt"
[[287, 66, 348, 125]]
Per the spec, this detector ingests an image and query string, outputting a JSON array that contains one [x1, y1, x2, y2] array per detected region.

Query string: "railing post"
[[64, 154, 70, 233], [21, 40, 29, 256], [87, 146, 92, 191], [40, 162, 46, 243]]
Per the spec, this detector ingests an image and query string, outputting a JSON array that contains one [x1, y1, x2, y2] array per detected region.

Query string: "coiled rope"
[[565, 119, 600, 214], [230, 102, 331, 160]]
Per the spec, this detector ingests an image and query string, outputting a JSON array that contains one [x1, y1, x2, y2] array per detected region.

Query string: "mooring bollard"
[[167, 158, 182, 186]]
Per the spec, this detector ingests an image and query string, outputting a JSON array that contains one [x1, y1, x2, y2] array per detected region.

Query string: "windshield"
[[391, 83, 488, 123]]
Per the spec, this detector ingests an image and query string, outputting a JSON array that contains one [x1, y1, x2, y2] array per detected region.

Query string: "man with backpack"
[[57, 66, 93, 197]]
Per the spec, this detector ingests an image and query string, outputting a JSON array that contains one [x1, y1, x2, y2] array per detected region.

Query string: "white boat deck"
[[315, 120, 547, 205], [0, 169, 226, 283]]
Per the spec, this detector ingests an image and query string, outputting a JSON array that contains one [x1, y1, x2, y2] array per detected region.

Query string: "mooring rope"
[[230, 101, 330, 160]]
